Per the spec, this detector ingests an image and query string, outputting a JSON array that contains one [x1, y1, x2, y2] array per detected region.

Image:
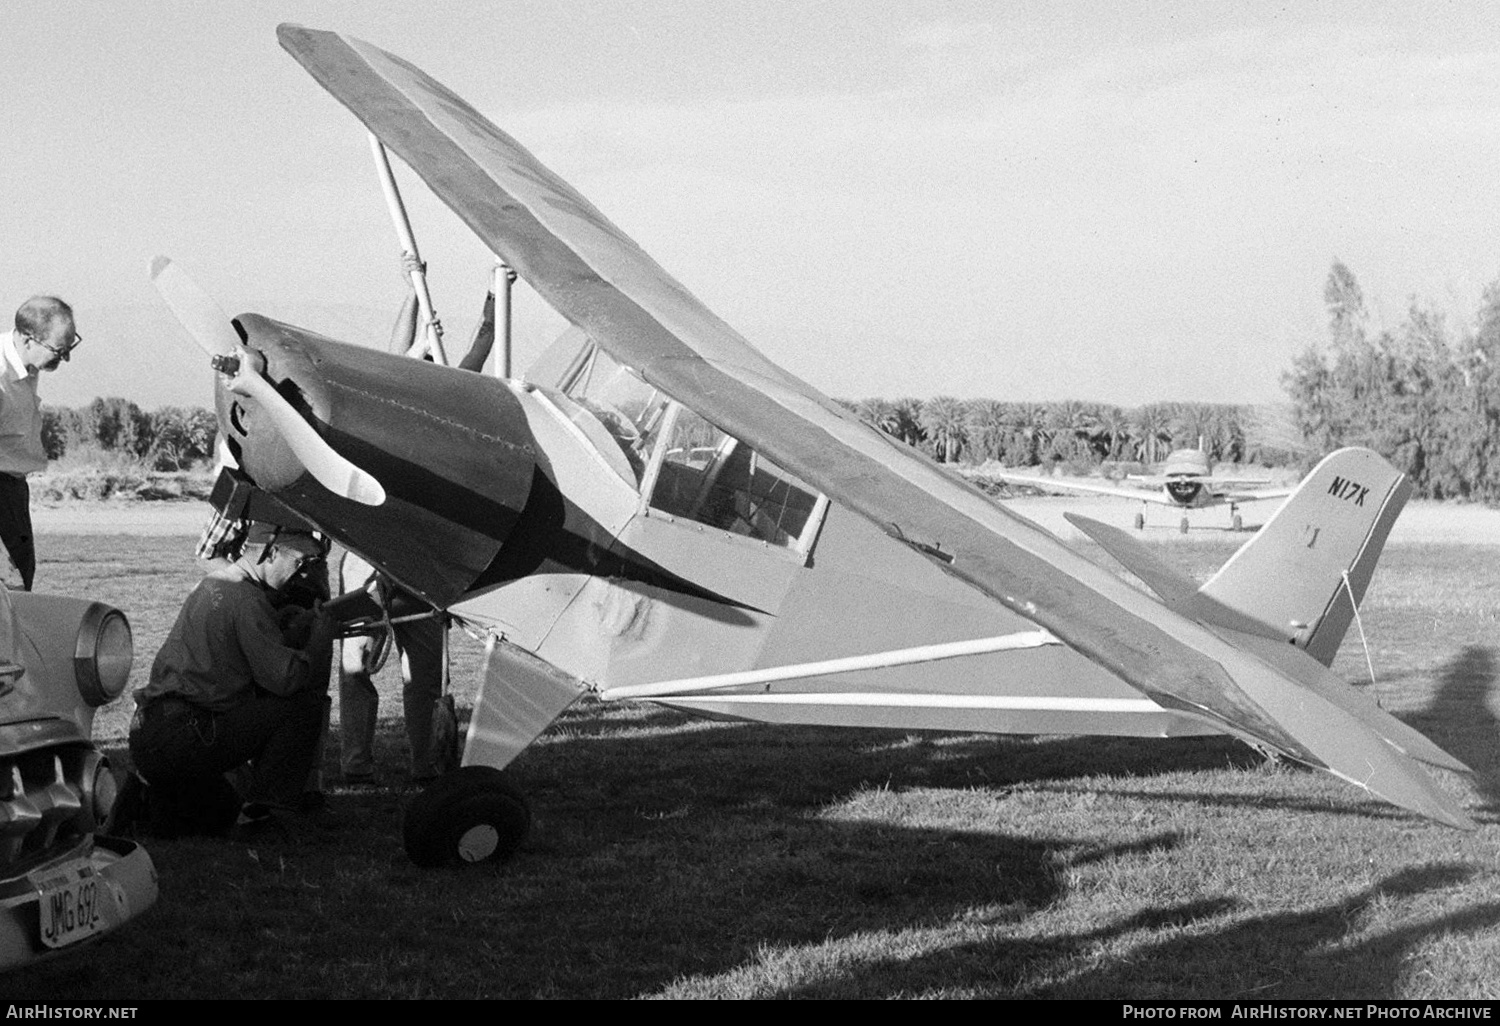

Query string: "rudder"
[[1198, 447, 1410, 666]]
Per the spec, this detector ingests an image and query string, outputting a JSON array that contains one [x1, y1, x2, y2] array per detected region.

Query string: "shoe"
[[230, 806, 291, 844]]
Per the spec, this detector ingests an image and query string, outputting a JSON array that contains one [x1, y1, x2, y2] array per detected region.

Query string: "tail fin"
[[1199, 447, 1411, 666]]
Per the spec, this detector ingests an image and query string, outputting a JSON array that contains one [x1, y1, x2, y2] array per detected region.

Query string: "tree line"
[[836, 396, 1295, 470], [41, 398, 218, 471], [1283, 261, 1500, 501]]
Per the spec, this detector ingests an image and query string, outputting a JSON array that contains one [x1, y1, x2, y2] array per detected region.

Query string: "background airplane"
[[992, 446, 1295, 532], [150, 24, 1473, 869]]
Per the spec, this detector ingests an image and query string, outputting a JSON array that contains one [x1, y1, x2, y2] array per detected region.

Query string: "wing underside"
[[992, 473, 1179, 504], [277, 25, 1473, 829], [1216, 488, 1294, 504]]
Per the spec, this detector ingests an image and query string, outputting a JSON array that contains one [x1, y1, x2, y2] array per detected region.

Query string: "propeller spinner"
[[149, 256, 386, 506]]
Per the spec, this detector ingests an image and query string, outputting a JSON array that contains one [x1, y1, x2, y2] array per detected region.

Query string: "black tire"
[[1232, 514, 1243, 532], [1179, 516, 1189, 535], [1133, 512, 1145, 531], [403, 766, 531, 868]]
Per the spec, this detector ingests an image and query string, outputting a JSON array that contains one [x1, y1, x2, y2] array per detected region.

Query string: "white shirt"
[[0, 331, 47, 475]]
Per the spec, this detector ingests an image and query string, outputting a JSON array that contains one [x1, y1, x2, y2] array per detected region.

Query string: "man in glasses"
[[0, 296, 81, 589], [122, 522, 336, 840]]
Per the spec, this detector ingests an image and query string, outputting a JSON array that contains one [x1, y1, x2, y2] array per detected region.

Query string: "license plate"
[[36, 863, 108, 949]]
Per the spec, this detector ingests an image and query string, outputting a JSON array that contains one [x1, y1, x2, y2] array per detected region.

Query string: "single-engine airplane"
[[151, 24, 1474, 867], [992, 447, 1294, 533]]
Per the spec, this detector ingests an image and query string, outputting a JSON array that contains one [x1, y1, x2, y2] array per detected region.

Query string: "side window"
[[650, 408, 821, 549]]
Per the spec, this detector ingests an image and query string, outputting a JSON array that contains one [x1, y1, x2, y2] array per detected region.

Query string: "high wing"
[[1212, 486, 1294, 504], [990, 471, 1191, 506], [278, 25, 1472, 828]]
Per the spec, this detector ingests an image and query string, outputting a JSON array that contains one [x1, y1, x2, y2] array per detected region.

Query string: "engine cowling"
[[218, 314, 537, 606]]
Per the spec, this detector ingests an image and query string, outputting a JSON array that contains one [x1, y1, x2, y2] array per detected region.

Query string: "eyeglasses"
[[30, 330, 81, 359], [289, 553, 322, 573], [275, 548, 322, 574]]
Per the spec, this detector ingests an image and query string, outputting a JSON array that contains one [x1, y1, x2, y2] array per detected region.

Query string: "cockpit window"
[[560, 345, 669, 483], [649, 408, 820, 549]]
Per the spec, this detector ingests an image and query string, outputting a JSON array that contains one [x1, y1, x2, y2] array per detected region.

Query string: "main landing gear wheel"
[[1134, 512, 1145, 531], [403, 766, 531, 868], [1179, 516, 1190, 534], [1232, 514, 1243, 532]]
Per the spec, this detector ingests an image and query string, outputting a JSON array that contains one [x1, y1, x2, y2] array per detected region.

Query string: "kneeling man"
[[128, 523, 334, 836]]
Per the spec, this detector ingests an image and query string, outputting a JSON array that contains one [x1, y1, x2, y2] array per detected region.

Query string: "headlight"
[[75, 605, 134, 707], [87, 753, 118, 831]]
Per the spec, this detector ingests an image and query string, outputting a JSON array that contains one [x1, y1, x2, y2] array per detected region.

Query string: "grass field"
[[5, 532, 1500, 999]]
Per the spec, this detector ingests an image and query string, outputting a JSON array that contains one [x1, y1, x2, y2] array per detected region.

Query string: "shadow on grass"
[[1035, 781, 1452, 828], [1411, 644, 1500, 812], [773, 863, 1497, 999], [10, 711, 1231, 1000], [15, 700, 1472, 999], [1036, 863, 1498, 1000]]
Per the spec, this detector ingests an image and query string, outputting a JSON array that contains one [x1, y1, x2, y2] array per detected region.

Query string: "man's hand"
[[276, 605, 318, 648], [307, 606, 335, 648]]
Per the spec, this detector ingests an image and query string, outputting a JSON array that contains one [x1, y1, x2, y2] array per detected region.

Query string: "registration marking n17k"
[[1327, 475, 1369, 506]]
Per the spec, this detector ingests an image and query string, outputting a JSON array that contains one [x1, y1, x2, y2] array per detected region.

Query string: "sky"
[[9, 1, 1500, 410]]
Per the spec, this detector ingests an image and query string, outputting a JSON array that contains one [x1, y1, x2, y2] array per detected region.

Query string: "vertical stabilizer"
[[1198, 447, 1411, 666]]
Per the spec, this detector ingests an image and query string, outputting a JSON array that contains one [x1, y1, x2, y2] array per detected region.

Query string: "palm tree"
[[920, 396, 968, 463], [855, 397, 899, 437], [893, 398, 926, 447], [965, 399, 1010, 463], [1045, 399, 1098, 464], [1094, 404, 1130, 461], [1130, 403, 1173, 465]]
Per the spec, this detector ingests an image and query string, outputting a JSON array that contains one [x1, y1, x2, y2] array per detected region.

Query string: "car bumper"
[[0, 835, 158, 971]]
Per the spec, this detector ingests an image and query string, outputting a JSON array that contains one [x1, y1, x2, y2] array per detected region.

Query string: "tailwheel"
[[403, 766, 531, 867]]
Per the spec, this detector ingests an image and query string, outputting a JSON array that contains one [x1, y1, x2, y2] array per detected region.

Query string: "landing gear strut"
[[326, 573, 527, 868]]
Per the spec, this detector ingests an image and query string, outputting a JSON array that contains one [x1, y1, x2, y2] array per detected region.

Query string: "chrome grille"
[[0, 745, 103, 866]]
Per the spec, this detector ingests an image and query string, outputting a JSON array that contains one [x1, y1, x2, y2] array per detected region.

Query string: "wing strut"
[[370, 135, 449, 366], [599, 630, 1061, 701]]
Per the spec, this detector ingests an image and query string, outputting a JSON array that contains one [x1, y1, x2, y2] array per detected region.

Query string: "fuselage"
[[216, 315, 1214, 744]]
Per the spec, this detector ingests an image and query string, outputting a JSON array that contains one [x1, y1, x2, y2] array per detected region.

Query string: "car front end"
[[0, 589, 157, 970]]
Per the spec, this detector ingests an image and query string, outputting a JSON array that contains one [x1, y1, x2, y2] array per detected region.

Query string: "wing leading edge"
[[278, 24, 1471, 828]]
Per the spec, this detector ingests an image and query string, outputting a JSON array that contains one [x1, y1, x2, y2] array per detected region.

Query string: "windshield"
[[560, 345, 670, 483]]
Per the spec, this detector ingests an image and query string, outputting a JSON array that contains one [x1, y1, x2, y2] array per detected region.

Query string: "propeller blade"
[[149, 256, 241, 358], [149, 255, 386, 506], [231, 370, 387, 506]]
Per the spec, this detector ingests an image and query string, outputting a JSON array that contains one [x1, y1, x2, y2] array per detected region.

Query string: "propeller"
[[149, 256, 387, 506]]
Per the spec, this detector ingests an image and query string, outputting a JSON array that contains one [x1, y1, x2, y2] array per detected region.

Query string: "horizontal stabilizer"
[[1212, 626, 1470, 775], [1205, 632, 1474, 829], [1068, 513, 1288, 640], [1066, 513, 1199, 606]]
